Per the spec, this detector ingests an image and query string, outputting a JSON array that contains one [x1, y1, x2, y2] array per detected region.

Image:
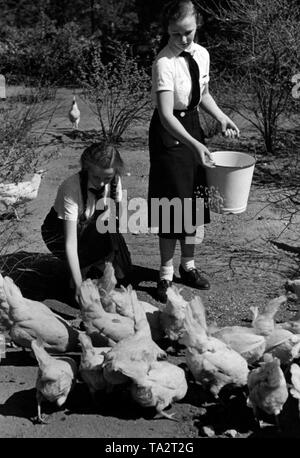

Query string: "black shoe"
[[157, 279, 172, 303], [179, 265, 210, 290]]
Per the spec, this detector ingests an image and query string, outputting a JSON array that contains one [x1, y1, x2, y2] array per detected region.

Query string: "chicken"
[[264, 328, 300, 365], [31, 338, 77, 424], [125, 360, 188, 421], [250, 296, 287, 337], [247, 353, 288, 429], [79, 333, 111, 400], [2, 276, 80, 353], [79, 279, 135, 346], [103, 284, 163, 341], [158, 285, 188, 341], [211, 325, 266, 365], [0, 170, 45, 219], [180, 296, 249, 398], [0, 273, 13, 329], [103, 288, 166, 388], [289, 363, 300, 418], [68, 95, 80, 129], [109, 285, 134, 318], [94, 261, 118, 313], [96, 261, 117, 294]]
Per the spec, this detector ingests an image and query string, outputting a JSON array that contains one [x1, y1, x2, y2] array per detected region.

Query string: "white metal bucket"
[[206, 151, 256, 214]]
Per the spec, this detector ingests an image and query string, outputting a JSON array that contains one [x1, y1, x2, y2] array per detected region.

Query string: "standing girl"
[[41, 141, 131, 304], [148, 0, 239, 302]]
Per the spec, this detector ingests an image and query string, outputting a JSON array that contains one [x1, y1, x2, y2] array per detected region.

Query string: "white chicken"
[[96, 261, 117, 294], [68, 95, 80, 129], [102, 288, 166, 389], [0, 273, 13, 329], [2, 275, 80, 353], [180, 296, 249, 398], [264, 328, 300, 365], [31, 338, 77, 424], [94, 261, 118, 313], [250, 296, 287, 337], [247, 353, 288, 429], [0, 170, 45, 219], [79, 279, 135, 346], [158, 285, 188, 342], [109, 285, 134, 318], [211, 325, 266, 365], [125, 360, 188, 421], [79, 333, 111, 400]]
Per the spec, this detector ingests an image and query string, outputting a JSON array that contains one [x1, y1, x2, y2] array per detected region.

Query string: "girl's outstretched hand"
[[195, 143, 216, 168], [219, 115, 240, 138], [75, 285, 82, 306]]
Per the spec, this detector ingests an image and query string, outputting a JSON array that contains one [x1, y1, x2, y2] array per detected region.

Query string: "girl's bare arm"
[[64, 219, 82, 300], [200, 84, 240, 138]]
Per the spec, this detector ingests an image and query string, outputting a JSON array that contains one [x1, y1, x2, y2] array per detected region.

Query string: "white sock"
[[159, 265, 174, 282], [181, 256, 195, 272]]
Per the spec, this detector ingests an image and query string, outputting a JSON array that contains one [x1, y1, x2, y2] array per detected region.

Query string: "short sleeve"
[[152, 57, 175, 93], [54, 175, 81, 221]]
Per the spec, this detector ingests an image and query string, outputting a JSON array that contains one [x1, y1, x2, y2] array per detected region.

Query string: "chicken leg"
[[35, 391, 48, 424]]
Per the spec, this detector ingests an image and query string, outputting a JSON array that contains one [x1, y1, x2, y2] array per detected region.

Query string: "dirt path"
[[0, 87, 299, 439]]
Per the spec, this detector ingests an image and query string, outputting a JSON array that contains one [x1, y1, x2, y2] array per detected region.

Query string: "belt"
[[173, 106, 199, 117]]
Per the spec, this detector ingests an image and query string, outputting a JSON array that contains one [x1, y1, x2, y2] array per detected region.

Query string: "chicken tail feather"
[[263, 296, 287, 316], [189, 295, 207, 331]]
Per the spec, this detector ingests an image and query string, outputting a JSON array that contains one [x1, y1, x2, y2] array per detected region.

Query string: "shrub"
[[79, 41, 151, 142], [201, 0, 300, 154], [0, 21, 91, 85]]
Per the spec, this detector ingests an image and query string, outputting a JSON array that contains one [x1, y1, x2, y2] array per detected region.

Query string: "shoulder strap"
[[79, 170, 88, 219], [110, 175, 118, 201]]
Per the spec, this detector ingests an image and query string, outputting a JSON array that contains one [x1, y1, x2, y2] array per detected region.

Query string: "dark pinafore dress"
[[41, 171, 132, 278], [148, 53, 210, 240]]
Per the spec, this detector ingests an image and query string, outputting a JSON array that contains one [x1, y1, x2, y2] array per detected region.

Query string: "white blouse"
[[54, 172, 122, 221], [151, 41, 210, 110]]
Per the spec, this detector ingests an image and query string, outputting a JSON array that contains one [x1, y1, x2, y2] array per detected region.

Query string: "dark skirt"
[[148, 107, 210, 239], [41, 207, 132, 276]]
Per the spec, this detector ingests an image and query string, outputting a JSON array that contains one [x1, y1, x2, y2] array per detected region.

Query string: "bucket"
[[206, 151, 255, 214]]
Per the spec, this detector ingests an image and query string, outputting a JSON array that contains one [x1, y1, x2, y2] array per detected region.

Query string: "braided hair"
[[80, 141, 125, 177], [79, 141, 124, 205]]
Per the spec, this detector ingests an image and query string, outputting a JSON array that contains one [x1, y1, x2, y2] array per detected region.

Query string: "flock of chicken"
[[1, 264, 300, 432]]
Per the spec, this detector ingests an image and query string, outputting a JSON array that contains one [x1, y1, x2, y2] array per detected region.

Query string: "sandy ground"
[[0, 87, 299, 439]]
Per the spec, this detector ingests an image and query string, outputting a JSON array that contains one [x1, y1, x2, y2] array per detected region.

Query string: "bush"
[[0, 85, 58, 183], [201, 0, 300, 154], [79, 41, 151, 142], [0, 21, 91, 85]]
